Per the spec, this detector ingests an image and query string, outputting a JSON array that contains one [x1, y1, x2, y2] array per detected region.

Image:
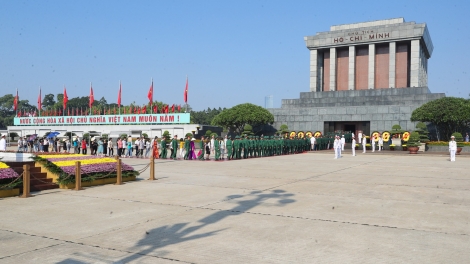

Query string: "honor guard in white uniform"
[[378, 135, 383, 151], [449, 136, 457, 162], [362, 135, 367, 153], [341, 135, 345, 151], [351, 136, 356, 156], [371, 135, 376, 152]]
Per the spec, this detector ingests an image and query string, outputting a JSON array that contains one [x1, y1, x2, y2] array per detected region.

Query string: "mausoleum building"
[[270, 18, 444, 135]]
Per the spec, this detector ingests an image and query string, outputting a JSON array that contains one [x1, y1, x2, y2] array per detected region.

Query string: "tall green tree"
[[0, 94, 36, 128], [211, 103, 274, 134], [42, 93, 56, 109], [410, 97, 470, 141]]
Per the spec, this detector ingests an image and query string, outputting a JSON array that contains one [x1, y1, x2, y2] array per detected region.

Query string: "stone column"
[[348, 46, 355, 90], [389, 42, 396, 88], [309, 49, 318, 92], [329, 47, 336, 91], [410, 40, 420, 87], [368, 44, 375, 89]]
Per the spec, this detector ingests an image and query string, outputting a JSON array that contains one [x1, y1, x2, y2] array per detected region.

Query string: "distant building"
[[265, 95, 273, 109], [270, 18, 444, 135]]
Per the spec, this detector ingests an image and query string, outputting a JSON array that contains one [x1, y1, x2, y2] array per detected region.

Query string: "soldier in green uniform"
[[226, 136, 233, 160], [184, 136, 191, 160], [160, 137, 168, 159], [233, 136, 239, 159], [242, 136, 248, 159], [198, 136, 205, 160], [214, 137, 220, 160], [171, 135, 178, 160]]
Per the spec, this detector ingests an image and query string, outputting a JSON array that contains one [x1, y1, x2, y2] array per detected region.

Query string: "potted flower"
[[401, 144, 407, 151], [406, 132, 420, 154], [415, 122, 430, 152], [389, 144, 395, 151], [451, 132, 464, 155]]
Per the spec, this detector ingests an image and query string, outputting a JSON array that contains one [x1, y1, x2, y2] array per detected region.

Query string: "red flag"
[[67, 108, 70, 116], [118, 81, 122, 106], [184, 77, 188, 103], [13, 89, 18, 111], [54, 109, 57, 116], [37, 87, 42, 112], [123, 107, 126, 114], [147, 79, 153, 103], [130, 105, 133, 114], [171, 104, 175, 113], [138, 107, 141, 114], [166, 105, 169, 114], [142, 105, 147, 114], [63, 86, 68, 110], [177, 105, 181, 112], [153, 105, 157, 113], [18, 111, 21, 117], [89, 83, 94, 108]]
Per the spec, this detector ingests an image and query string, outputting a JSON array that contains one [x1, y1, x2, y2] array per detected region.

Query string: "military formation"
[[193, 135, 312, 161]]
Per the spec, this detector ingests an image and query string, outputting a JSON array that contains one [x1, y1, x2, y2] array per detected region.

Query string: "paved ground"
[[1, 149, 469, 263]]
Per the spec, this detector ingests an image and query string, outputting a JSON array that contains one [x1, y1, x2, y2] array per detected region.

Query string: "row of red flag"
[[13, 78, 189, 112]]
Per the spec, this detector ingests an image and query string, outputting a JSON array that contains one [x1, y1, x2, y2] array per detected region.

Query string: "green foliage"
[[411, 97, 470, 140], [242, 124, 254, 136], [141, 133, 148, 139], [0, 94, 36, 128], [190, 107, 224, 124], [210, 132, 218, 138], [279, 124, 289, 135], [162, 130, 171, 141], [101, 134, 108, 139], [211, 103, 274, 134], [451, 132, 463, 142], [205, 130, 212, 137], [119, 133, 128, 139], [42, 94, 56, 109], [9, 132, 19, 138], [415, 122, 429, 143], [185, 132, 193, 138], [391, 124, 405, 135], [407, 131, 421, 147]]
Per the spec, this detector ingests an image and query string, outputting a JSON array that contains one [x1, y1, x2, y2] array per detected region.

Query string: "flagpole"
[[38, 86, 41, 117], [185, 75, 188, 113]]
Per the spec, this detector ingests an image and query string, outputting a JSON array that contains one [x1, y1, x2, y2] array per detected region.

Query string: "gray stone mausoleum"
[[269, 18, 445, 135]]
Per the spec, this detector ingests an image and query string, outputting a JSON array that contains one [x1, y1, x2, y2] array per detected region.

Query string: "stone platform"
[[1, 151, 469, 263], [269, 87, 444, 133]]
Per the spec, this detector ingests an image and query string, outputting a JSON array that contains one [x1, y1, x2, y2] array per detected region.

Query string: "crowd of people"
[[0, 132, 464, 162], [149, 134, 313, 161]]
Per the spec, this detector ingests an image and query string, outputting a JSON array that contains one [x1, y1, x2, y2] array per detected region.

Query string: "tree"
[[242, 124, 254, 136], [415, 122, 430, 143], [411, 97, 470, 141], [211, 103, 274, 134], [205, 130, 212, 137], [162, 130, 171, 142], [279, 124, 289, 135], [42, 93, 56, 109]]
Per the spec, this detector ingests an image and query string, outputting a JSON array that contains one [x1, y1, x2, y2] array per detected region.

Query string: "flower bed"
[[33, 154, 138, 186], [0, 161, 22, 192]]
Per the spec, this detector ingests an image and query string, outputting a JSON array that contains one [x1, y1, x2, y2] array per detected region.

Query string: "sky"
[[1, 0, 469, 111]]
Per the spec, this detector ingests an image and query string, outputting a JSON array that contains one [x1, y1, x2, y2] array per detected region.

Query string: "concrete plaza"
[[1, 150, 469, 263]]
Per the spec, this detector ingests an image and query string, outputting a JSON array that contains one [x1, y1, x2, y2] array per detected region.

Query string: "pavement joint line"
[[0, 238, 65, 260], [196, 207, 470, 237], [283, 190, 470, 207], [308, 179, 470, 192], [0, 229, 193, 263]]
